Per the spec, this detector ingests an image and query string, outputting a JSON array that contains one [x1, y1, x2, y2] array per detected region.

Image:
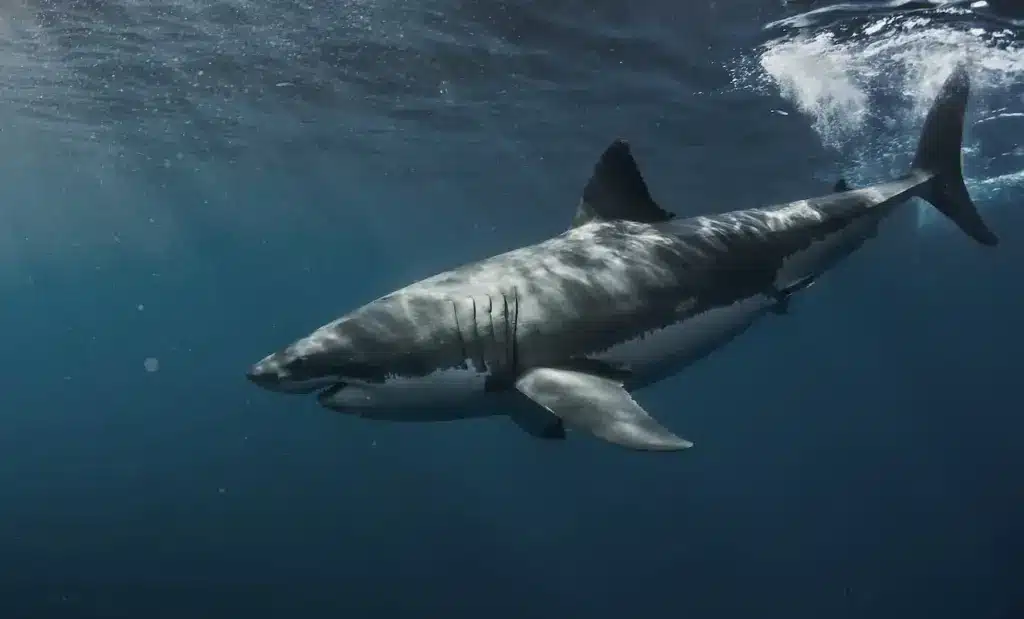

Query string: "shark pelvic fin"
[[770, 274, 818, 315]]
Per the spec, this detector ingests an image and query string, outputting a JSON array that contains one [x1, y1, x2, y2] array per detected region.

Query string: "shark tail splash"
[[911, 63, 999, 247]]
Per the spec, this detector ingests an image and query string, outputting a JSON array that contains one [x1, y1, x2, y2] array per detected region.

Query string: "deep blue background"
[[1, 0, 1022, 617]]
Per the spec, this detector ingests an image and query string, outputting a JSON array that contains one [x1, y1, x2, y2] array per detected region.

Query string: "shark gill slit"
[[511, 287, 520, 373], [469, 297, 485, 372], [485, 297, 497, 373], [502, 291, 515, 372], [450, 299, 468, 369]]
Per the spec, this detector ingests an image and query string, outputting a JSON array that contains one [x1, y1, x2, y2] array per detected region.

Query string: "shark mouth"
[[316, 382, 348, 400]]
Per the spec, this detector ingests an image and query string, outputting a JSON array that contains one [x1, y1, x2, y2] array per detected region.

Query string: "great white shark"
[[247, 64, 997, 452]]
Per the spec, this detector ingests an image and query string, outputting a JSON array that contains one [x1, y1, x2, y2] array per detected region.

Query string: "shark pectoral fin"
[[514, 367, 693, 452], [572, 139, 676, 228], [508, 408, 567, 441]]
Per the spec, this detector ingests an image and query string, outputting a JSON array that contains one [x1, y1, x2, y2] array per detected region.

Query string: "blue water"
[[2, 0, 1022, 616]]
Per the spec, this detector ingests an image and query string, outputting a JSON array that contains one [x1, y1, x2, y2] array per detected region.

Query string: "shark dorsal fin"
[[571, 139, 676, 228], [833, 178, 851, 192]]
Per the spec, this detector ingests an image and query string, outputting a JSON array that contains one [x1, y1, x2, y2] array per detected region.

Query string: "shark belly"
[[592, 294, 778, 390], [317, 366, 497, 421]]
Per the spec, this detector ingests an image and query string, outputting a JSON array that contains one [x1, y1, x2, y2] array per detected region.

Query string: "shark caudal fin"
[[910, 63, 999, 246]]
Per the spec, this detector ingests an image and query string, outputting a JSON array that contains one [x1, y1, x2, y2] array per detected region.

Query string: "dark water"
[[1, 0, 1022, 616]]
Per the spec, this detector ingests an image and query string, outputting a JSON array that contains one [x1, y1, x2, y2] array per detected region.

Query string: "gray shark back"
[[378, 217, 777, 375]]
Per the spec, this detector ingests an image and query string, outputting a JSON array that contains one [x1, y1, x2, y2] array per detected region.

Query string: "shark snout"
[[246, 356, 284, 390], [245, 351, 338, 394]]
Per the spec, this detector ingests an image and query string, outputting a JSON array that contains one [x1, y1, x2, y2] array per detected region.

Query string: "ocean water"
[[1, 0, 1022, 616]]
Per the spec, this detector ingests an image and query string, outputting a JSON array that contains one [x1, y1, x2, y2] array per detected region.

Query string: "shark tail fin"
[[910, 63, 998, 246]]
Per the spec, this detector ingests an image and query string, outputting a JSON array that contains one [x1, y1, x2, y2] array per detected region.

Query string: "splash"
[[733, 6, 1024, 231]]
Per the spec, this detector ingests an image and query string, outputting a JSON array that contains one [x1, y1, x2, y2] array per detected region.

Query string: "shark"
[[247, 64, 996, 452]]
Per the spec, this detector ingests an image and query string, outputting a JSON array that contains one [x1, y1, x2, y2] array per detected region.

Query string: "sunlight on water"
[[734, 10, 1024, 232]]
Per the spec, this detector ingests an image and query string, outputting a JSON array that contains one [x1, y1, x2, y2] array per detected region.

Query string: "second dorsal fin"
[[571, 139, 676, 228]]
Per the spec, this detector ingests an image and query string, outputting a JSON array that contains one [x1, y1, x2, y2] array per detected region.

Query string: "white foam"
[[732, 11, 1024, 231]]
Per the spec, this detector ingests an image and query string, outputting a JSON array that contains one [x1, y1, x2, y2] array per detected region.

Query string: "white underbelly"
[[593, 295, 777, 385], [318, 366, 492, 420]]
